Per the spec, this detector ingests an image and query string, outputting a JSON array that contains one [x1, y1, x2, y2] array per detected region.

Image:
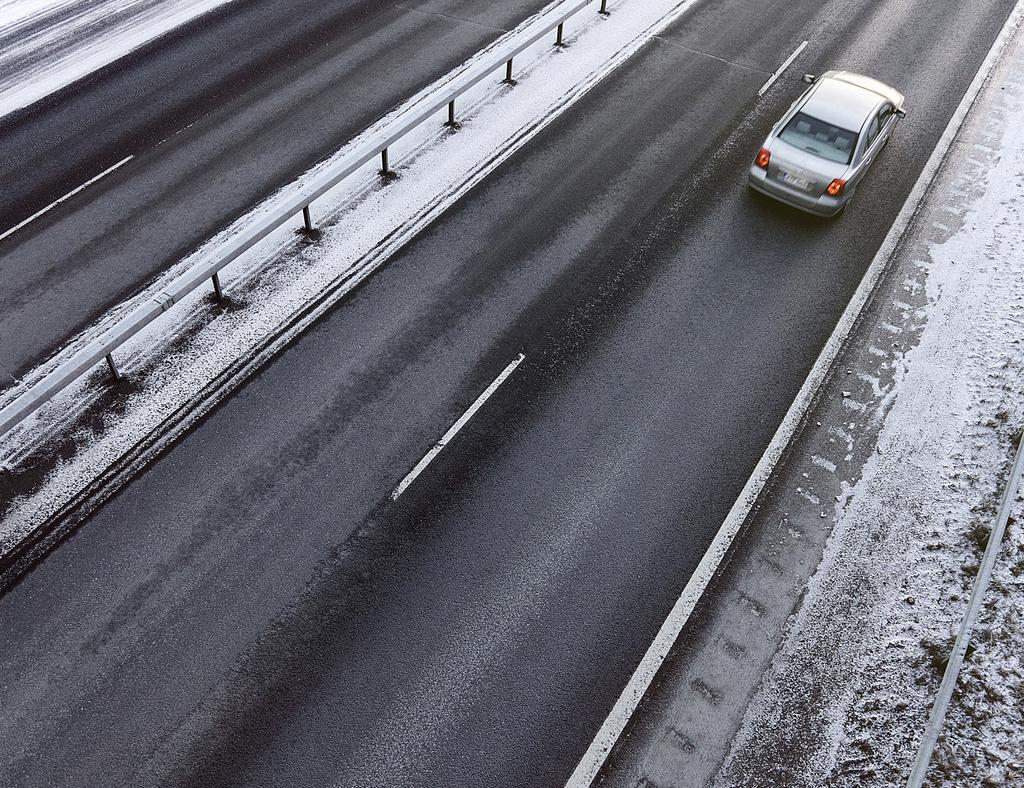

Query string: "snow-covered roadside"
[[717, 15, 1024, 788], [0, 0, 237, 118], [829, 52, 1024, 784], [0, 0, 702, 555]]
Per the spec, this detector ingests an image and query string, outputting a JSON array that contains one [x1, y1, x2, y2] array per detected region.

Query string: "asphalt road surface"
[[0, 0, 554, 384], [0, 0, 1016, 786]]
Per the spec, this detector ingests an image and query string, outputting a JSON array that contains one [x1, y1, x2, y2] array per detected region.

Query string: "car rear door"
[[876, 102, 898, 145], [846, 110, 882, 190]]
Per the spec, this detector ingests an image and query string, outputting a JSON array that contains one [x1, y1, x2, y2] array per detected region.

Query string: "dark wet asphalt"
[[0, 0, 1016, 786], [0, 0, 553, 384]]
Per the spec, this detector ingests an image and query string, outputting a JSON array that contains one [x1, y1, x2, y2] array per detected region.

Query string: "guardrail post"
[[599, 0, 610, 15], [444, 99, 459, 129], [297, 204, 321, 239], [555, 22, 567, 47], [105, 353, 120, 380], [211, 272, 224, 301], [503, 59, 516, 86], [380, 147, 396, 180]]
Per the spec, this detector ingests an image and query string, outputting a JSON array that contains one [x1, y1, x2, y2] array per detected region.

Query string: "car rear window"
[[778, 112, 857, 164]]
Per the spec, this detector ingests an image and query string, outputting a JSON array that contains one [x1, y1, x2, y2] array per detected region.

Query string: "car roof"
[[801, 76, 884, 132]]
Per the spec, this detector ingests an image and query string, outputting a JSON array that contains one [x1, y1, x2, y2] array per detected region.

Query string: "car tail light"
[[826, 178, 846, 197], [755, 148, 771, 169]]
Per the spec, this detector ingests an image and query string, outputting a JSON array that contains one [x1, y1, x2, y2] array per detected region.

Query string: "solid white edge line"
[[391, 353, 525, 500], [0, 154, 134, 243], [564, 2, 1024, 785], [757, 39, 808, 97]]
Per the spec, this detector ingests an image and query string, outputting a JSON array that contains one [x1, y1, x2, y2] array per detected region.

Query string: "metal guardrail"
[[0, 0, 610, 440], [905, 434, 1024, 786]]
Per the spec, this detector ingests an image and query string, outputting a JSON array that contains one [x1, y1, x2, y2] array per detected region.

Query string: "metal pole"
[[380, 147, 390, 176], [302, 205, 313, 232], [105, 353, 120, 380], [503, 59, 515, 85], [599, 0, 610, 15], [211, 272, 223, 301], [444, 99, 457, 128], [906, 439, 1024, 787], [555, 22, 566, 47]]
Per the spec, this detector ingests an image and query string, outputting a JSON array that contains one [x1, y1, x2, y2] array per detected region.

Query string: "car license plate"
[[779, 171, 812, 191]]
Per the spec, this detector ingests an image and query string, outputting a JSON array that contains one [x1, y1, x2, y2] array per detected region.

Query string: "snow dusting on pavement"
[[0, 0, 700, 555], [0, 0, 237, 117], [718, 14, 1024, 787]]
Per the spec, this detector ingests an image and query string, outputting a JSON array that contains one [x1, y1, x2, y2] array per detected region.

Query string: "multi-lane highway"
[[0, 0, 554, 382], [0, 0, 1017, 786]]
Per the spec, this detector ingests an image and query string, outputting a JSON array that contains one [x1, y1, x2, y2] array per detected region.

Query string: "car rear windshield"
[[778, 112, 857, 164]]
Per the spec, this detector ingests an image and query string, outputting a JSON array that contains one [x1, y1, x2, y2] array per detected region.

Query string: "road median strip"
[[0, 0, 703, 585]]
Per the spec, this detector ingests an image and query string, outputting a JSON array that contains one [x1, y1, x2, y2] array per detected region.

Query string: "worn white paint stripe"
[[757, 39, 808, 97], [0, 154, 133, 243], [391, 353, 525, 500], [565, 2, 1024, 785]]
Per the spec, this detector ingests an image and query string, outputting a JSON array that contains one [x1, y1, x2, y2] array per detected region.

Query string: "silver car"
[[748, 70, 905, 216]]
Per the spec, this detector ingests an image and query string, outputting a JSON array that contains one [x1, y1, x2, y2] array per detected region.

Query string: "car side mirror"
[[801, 73, 817, 84], [895, 107, 907, 118]]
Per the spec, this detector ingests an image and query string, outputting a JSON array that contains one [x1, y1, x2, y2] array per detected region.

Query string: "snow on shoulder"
[[0, 0, 238, 118]]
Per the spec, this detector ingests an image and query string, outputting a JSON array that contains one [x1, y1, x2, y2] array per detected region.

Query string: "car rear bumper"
[[748, 167, 847, 216]]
